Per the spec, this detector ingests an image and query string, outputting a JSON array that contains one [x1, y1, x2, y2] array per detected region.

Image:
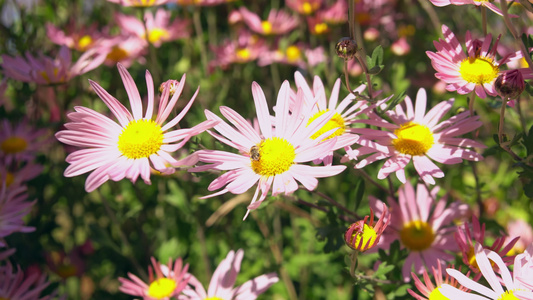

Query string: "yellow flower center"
[[4, 172, 14, 187], [236, 48, 251, 61], [314, 23, 329, 35], [307, 110, 345, 140], [251, 137, 296, 176], [286, 46, 301, 62], [302, 2, 314, 14], [147, 28, 170, 44], [261, 21, 273, 34], [459, 57, 500, 85], [399, 220, 435, 251], [147, 278, 177, 299], [135, 0, 156, 6], [106, 47, 129, 62], [392, 121, 434, 156], [1, 136, 28, 154], [204, 298, 224, 300], [498, 290, 520, 300], [117, 120, 164, 159], [349, 223, 378, 251], [78, 35, 93, 50], [39, 67, 61, 84], [429, 287, 449, 300]]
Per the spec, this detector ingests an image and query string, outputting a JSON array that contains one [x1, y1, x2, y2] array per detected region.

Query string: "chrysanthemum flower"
[[426, 25, 532, 99], [55, 63, 216, 192], [0, 263, 50, 300], [178, 249, 279, 300], [1, 46, 107, 85], [0, 184, 35, 246], [239, 7, 298, 36], [209, 30, 267, 70], [370, 182, 469, 281], [106, 0, 171, 7], [292, 71, 385, 165], [46, 21, 105, 52], [119, 257, 189, 300], [344, 203, 390, 252], [115, 9, 189, 47], [408, 261, 470, 300], [258, 44, 325, 69], [190, 81, 346, 219], [97, 36, 147, 68], [1, 161, 43, 190], [455, 215, 519, 273], [1, 119, 49, 165], [344, 88, 485, 184], [506, 219, 533, 255], [319, 0, 348, 25], [286, 0, 322, 15], [429, 0, 512, 16], [440, 245, 533, 299]]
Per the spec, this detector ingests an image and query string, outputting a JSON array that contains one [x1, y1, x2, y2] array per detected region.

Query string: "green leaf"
[[368, 65, 382, 75], [371, 45, 384, 66]]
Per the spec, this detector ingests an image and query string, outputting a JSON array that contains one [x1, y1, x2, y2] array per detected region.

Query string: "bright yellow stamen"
[[147, 278, 177, 299], [459, 57, 499, 85], [106, 47, 129, 62], [204, 297, 224, 300], [302, 2, 314, 14], [117, 120, 164, 159], [147, 28, 170, 44], [261, 21, 273, 34], [251, 137, 295, 176], [519, 57, 529, 68], [4, 172, 14, 187], [78, 35, 93, 50], [399, 220, 435, 251], [286, 46, 301, 62], [39, 67, 61, 83], [236, 48, 251, 61], [498, 290, 520, 300], [307, 110, 345, 140], [137, 0, 156, 6], [314, 23, 329, 35], [349, 223, 378, 250], [1, 136, 28, 154], [429, 287, 449, 300], [392, 121, 434, 156]]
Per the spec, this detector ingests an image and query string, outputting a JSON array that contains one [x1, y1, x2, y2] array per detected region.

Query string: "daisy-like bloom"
[[0, 184, 35, 247], [306, 14, 330, 35], [0, 119, 49, 165], [409, 261, 470, 300], [455, 214, 519, 273], [209, 30, 267, 70], [0, 263, 51, 300], [319, 0, 348, 25], [115, 9, 190, 47], [46, 22, 105, 52], [179, 249, 279, 300], [190, 80, 346, 218], [292, 71, 385, 165], [429, 0, 513, 16], [257, 44, 325, 69], [120, 257, 189, 300], [344, 88, 485, 184], [370, 182, 469, 281], [106, 0, 171, 6], [506, 219, 533, 255], [440, 245, 533, 299], [344, 203, 390, 252], [97, 35, 147, 68], [1, 161, 43, 190], [426, 25, 533, 99], [1, 46, 107, 85], [239, 7, 298, 36], [55, 64, 216, 192], [286, 0, 322, 15]]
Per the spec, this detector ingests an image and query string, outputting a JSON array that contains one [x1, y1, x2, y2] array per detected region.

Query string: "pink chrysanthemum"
[[506, 219, 533, 255], [344, 88, 485, 184], [1, 119, 49, 165], [190, 80, 346, 219], [0, 184, 35, 246], [0, 263, 51, 300], [1, 46, 107, 85], [55, 64, 216, 192], [455, 214, 519, 273], [46, 21, 105, 52], [319, 0, 348, 25], [178, 249, 279, 300], [370, 181, 469, 281], [515, 243, 533, 290], [1, 161, 43, 190], [429, 0, 512, 16], [96, 35, 148, 68], [286, 0, 322, 15], [258, 44, 325, 69], [209, 30, 267, 70], [239, 7, 298, 36], [440, 245, 533, 300], [115, 9, 189, 47], [408, 261, 470, 300], [119, 257, 189, 300], [426, 25, 532, 99]]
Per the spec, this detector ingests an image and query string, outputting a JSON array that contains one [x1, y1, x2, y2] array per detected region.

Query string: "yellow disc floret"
[[392, 121, 434, 156], [147, 28, 170, 44], [498, 290, 520, 300], [205, 297, 224, 300], [107, 47, 129, 62], [147, 278, 177, 299], [261, 21, 273, 34], [78, 35, 93, 50], [428, 287, 449, 300], [118, 120, 164, 159], [1, 136, 28, 154], [314, 23, 329, 35], [236, 48, 251, 61], [251, 137, 296, 176], [399, 220, 435, 251], [459, 57, 500, 85], [307, 109, 345, 140]]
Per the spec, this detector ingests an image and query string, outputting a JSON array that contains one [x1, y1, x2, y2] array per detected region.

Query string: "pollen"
[[1, 136, 28, 154], [117, 119, 164, 159], [498, 290, 520, 300], [392, 121, 434, 156], [78, 35, 93, 50], [348, 223, 378, 251], [399, 220, 435, 251], [147, 28, 170, 44], [459, 56, 500, 85], [302, 2, 314, 14], [428, 287, 448, 300], [147, 278, 177, 299], [261, 21, 273, 34], [314, 23, 329, 35], [236, 48, 251, 61], [251, 137, 296, 176], [307, 109, 345, 140], [286, 46, 301, 63]]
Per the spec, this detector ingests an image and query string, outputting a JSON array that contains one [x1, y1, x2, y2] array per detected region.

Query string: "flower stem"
[[469, 91, 476, 116], [193, 7, 208, 74], [481, 6, 487, 36], [498, 99, 507, 144]]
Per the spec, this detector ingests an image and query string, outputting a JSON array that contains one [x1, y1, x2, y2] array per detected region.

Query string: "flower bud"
[[159, 80, 180, 97], [344, 203, 390, 252], [495, 69, 525, 100], [336, 37, 357, 61]]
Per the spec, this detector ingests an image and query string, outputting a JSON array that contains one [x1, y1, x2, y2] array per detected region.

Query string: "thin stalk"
[[469, 161, 484, 217], [270, 63, 281, 91], [481, 6, 487, 36], [294, 198, 355, 223], [469, 91, 476, 116], [312, 190, 360, 218], [417, 0, 442, 32], [516, 97, 527, 136], [355, 53, 374, 101], [193, 7, 208, 74], [498, 99, 507, 144], [138, 7, 161, 83], [349, 251, 359, 278]]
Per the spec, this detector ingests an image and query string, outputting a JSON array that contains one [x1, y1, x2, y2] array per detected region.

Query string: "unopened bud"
[[159, 80, 180, 97], [344, 204, 390, 252], [495, 70, 525, 100], [336, 37, 357, 61]]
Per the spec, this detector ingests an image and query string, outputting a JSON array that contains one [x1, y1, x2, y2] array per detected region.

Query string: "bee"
[[249, 145, 260, 161]]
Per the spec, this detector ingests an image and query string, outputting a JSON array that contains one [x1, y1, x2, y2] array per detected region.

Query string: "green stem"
[[469, 91, 476, 116], [193, 7, 208, 74], [498, 99, 507, 144]]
